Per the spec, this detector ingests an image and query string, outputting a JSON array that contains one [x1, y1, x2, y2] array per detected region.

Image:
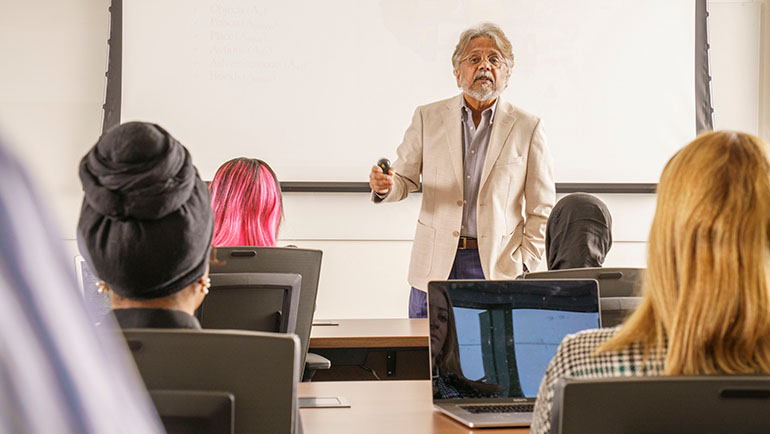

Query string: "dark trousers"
[[408, 249, 485, 318]]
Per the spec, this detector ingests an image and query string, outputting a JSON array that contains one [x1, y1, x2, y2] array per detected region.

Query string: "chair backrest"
[[211, 246, 322, 369], [123, 329, 300, 434], [554, 376, 770, 434], [149, 390, 234, 434], [199, 272, 301, 334], [521, 267, 644, 326]]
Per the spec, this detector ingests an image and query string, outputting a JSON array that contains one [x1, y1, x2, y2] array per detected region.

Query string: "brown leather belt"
[[458, 237, 478, 250]]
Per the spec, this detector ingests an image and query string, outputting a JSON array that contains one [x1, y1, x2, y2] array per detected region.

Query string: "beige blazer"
[[375, 94, 555, 291]]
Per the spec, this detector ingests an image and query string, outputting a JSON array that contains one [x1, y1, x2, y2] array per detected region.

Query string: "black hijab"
[[546, 193, 612, 270], [78, 122, 213, 300]]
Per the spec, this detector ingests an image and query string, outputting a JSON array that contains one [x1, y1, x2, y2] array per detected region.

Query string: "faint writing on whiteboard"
[[199, 1, 302, 83]]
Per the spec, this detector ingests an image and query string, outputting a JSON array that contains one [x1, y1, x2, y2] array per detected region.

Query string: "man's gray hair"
[[451, 22, 514, 73]]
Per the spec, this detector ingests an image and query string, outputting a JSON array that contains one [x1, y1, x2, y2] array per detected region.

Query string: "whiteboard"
[[120, 0, 696, 183]]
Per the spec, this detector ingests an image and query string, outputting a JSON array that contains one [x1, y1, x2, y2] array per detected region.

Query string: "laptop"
[[428, 279, 601, 428]]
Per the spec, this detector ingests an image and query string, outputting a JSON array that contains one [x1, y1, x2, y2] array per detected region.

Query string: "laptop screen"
[[428, 279, 600, 402]]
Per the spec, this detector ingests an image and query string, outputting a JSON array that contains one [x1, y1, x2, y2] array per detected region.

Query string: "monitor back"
[[211, 247, 322, 369], [74, 255, 111, 324], [150, 390, 234, 434], [200, 272, 301, 334], [124, 329, 300, 434], [555, 376, 770, 434], [522, 267, 643, 297], [522, 267, 644, 326]]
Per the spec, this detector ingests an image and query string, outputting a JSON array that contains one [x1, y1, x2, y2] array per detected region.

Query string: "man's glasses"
[[461, 53, 506, 69]]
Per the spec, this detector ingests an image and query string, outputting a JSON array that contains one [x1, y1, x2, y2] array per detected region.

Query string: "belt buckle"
[[459, 237, 466, 249]]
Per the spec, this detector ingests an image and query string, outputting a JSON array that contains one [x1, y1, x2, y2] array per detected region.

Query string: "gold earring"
[[96, 281, 110, 294], [202, 277, 211, 295]]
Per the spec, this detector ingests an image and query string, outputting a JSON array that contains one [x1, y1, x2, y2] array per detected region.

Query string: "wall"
[[280, 192, 654, 318], [763, 1, 770, 139], [0, 0, 766, 319], [0, 0, 108, 238], [710, 1, 764, 133]]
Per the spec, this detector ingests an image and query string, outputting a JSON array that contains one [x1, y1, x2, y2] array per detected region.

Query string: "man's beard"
[[462, 70, 502, 102]]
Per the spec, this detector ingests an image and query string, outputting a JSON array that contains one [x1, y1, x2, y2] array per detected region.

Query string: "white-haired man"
[[369, 23, 555, 317]]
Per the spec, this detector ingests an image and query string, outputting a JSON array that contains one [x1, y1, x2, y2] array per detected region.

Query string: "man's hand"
[[369, 165, 394, 195]]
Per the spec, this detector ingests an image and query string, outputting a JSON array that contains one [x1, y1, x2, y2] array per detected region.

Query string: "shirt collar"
[[461, 97, 499, 125], [110, 308, 202, 329]]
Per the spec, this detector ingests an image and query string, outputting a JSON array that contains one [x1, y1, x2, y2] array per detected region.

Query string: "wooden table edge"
[[309, 335, 429, 349]]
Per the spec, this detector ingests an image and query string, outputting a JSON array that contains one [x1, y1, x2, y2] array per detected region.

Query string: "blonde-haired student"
[[531, 130, 770, 433]]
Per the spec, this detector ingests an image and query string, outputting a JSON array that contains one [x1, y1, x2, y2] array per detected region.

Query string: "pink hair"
[[210, 158, 282, 247]]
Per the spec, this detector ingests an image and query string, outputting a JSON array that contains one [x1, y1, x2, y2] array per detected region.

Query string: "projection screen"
[[114, 0, 697, 187]]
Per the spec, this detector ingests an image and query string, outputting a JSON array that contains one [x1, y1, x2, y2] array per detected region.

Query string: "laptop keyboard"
[[459, 404, 534, 414]]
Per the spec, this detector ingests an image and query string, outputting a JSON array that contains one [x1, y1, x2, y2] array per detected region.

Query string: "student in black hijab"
[[545, 193, 612, 270], [78, 122, 214, 329]]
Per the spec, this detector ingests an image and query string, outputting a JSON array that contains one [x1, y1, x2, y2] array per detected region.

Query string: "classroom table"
[[309, 319, 430, 381], [310, 318, 429, 349], [299, 380, 531, 434]]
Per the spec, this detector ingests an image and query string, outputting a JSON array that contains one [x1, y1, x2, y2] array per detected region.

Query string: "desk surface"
[[310, 318, 429, 349], [299, 380, 530, 434]]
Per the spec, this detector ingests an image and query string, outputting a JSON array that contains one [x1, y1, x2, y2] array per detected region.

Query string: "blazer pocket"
[[495, 155, 524, 166], [496, 231, 524, 278]]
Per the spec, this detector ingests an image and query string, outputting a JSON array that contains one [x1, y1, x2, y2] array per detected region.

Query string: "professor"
[[369, 23, 555, 317]]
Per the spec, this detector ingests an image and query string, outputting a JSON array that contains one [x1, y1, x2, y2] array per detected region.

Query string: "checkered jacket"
[[530, 327, 666, 434]]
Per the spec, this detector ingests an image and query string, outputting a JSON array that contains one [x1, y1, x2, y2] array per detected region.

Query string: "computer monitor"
[[521, 267, 643, 297], [199, 272, 301, 334], [210, 247, 322, 370], [149, 390, 234, 434], [74, 255, 111, 324], [124, 329, 301, 434], [521, 267, 644, 327]]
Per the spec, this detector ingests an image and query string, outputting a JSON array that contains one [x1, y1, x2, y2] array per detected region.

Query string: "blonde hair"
[[599, 131, 770, 375]]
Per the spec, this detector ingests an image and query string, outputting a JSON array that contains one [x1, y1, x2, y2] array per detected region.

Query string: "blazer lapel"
[[441, 95, 464, 191], [479, 100, 517, 190]]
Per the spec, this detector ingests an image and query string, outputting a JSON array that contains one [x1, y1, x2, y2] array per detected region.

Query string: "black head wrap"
[[546, 193, 612, 270], [77, 122, 214, 300]]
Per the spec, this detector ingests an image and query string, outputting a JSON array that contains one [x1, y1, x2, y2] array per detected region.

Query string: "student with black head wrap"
[[545, 193, 612, 270], [78, 122, 214, 329]]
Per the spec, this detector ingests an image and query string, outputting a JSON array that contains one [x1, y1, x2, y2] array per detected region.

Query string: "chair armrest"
[[305, 352, 331, 370]]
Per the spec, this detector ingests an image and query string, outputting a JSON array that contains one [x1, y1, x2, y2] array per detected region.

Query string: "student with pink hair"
[[210, 157, 283, 246]]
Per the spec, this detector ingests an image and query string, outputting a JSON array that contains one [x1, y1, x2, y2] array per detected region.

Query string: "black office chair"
[[521, 267, 644, 326], [211, 246, 330, 380], [553, 376, 770, 434], [124, 329, 301, 434]]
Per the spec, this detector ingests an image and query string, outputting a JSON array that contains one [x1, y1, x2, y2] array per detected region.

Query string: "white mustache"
[[473, 71, 494, 84]]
